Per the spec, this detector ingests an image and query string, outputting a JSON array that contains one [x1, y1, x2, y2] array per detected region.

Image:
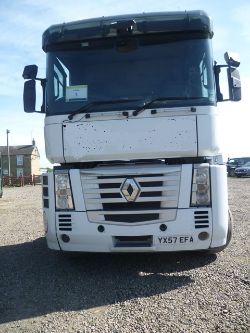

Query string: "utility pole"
[[6, 129, 10, 177]]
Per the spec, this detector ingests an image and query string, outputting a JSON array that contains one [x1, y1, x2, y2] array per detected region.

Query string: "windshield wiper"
[[132, 97, 207, 116], [68, 99, 139, 120]]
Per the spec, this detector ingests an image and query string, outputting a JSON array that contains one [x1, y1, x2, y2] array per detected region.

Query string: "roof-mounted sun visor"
[[42, 10, 213, 52]]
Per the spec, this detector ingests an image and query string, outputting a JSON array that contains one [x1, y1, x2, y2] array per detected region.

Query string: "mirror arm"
[[40, 79, 46, 113], [214, 63, 223, 102]]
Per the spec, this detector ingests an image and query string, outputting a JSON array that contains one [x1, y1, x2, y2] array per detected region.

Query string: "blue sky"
[[0, 0, 249, 167]]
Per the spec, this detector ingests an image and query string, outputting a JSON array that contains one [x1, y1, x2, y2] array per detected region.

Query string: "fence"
[[3, 175, 42, 187]]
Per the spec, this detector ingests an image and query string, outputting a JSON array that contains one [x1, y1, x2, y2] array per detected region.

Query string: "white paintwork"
[[197, 113, 220, 156], [44, 105, 220, 164], [63, 115, 197, 162], [44, 121, 64, 163], [210, 165, 229, 247]]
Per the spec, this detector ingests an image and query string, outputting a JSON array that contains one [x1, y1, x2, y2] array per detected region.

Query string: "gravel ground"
[[0, 178, 249, 333]]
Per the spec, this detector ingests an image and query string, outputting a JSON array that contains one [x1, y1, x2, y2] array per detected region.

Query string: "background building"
[[0, 139, 40, 177]]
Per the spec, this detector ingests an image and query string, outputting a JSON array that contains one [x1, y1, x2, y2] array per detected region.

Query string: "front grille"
[[194, 211, 209, 229], [99, 174, 162, 222], [58, 214, 72, 231], [81, 165, 181, 224]]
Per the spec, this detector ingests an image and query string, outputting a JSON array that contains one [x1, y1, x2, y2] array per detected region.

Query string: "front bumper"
[[43, 164, 229, 253], [235, 171, 249, 176], [51, 208, 212, 252]]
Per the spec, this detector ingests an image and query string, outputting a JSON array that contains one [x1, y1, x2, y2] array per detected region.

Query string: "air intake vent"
[[42, 175, 48, 185], [194, 211, 209, 229], [42, 181, 49, 208], [58, 214, 72, 231], [113, 235, 153, 248]]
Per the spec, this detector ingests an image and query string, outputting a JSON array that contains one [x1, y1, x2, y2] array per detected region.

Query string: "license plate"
[[157, 235, 194, 244]]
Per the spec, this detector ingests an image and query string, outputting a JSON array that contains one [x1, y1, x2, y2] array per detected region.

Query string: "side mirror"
[[214, 51, 241, 103], [227, 67, 241, 101], [22, 65, 38, 80], [224, 52, 240, 68], [22, 65, 46, 113], [23, 80, 36, 112]]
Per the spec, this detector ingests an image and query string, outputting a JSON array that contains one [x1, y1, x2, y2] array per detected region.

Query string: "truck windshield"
[[46, 34, 215, 116]]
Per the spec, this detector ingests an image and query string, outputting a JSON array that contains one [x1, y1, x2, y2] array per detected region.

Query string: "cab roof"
[[42, 10, 213, 52]]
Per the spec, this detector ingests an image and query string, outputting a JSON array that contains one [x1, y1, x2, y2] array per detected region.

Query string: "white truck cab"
[[23, 11, 241, 253]]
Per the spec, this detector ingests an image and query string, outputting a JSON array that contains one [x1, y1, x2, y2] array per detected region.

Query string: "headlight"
[[191, 164, 211, 206], [55, 171, 74, 210]]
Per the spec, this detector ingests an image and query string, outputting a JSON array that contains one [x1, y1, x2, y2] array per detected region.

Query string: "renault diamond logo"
[[121, 178, 141, 202]]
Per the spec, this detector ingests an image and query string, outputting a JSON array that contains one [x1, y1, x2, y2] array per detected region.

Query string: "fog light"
[[98, 225, 105, 233], [61, 234, 70, 243], [198, 231, 209, 241], [160, 224, 167, 231]]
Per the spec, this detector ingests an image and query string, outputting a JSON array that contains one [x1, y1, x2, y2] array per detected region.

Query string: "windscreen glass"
[[46, 34, 215, 115]]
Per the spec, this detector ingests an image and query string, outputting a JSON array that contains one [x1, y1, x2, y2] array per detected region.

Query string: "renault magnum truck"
[[22, 11, 241, 253]]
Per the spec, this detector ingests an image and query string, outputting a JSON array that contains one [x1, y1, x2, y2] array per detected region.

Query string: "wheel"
[[200, 210, 232, 255], [236, 175, 242, 178], [228, 169, 235, 177]]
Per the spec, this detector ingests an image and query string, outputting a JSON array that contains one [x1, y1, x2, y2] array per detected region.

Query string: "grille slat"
[[84, 185, 178, 194], [90, 209, 176, 215], [84, 175, 179, 184], [88, 209, 176, 224], [85, 196, 178, 204]]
